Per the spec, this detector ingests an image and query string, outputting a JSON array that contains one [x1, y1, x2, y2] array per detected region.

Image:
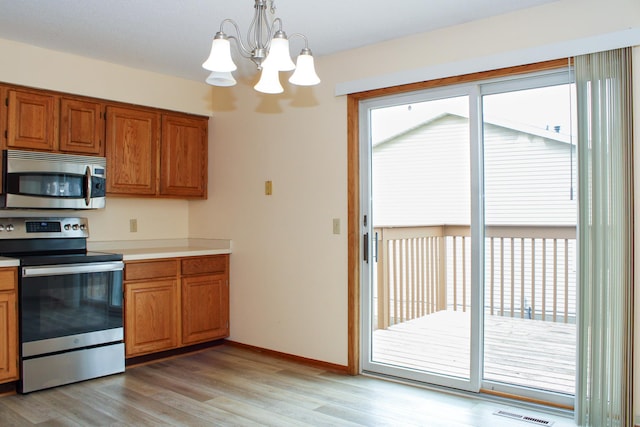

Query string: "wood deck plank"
[[372, 310, 576, 394]]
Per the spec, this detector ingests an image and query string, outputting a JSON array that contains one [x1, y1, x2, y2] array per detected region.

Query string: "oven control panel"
[[0, 217, 89, 238]]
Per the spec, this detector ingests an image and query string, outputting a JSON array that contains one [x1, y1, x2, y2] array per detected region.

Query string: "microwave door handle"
[[84, 166, 92, 206]]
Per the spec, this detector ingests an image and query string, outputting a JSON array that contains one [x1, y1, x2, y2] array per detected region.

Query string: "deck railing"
[[374, 224, 577, 329]]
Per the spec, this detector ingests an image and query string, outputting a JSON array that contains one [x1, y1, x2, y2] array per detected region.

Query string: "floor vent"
[[493, 410, 555, 426]]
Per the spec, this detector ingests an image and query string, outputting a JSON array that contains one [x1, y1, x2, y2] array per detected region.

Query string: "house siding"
[[372, 114, 577, 227]]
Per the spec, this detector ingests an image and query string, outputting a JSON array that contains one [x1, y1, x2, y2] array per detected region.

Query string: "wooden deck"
[[372, 310, 576, 395]]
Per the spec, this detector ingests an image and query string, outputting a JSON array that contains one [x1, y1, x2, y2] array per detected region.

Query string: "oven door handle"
[[22, 261, 124, 278]]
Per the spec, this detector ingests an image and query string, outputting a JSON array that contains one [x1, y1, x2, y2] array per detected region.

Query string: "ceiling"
[[0, 0, 557, 83]]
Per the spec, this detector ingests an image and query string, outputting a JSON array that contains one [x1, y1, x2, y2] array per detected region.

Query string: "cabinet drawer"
[[125, 260, 178, 281], [0, 268, 17, 291], [181, 255, 228, 276]]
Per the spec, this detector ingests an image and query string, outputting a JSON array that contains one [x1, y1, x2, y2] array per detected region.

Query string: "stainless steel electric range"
[[0, 217, 124, 393]]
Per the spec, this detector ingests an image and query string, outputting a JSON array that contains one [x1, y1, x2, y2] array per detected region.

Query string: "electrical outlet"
[[129, 219, 138, 233], [333, 218, 340, 235]]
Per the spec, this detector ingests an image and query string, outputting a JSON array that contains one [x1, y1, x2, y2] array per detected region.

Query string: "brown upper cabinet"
[[105, 105, 160, 196], [60, 98, 104, 155], [7, 89, 59, 151], [1, 82, 208, 199], [5, 89, 103, 155], [160, 114, 207, 198], [105, 107, 208, 199]]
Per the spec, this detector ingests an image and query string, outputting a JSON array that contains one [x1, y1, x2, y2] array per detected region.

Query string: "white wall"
[[0, 39, 212, 115], [190, 79, 348, 363]]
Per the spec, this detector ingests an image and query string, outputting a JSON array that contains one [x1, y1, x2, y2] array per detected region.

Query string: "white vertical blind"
[[575, 47, 634, 426]]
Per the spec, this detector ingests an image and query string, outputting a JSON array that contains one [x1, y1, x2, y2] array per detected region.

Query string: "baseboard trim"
[[225, 340, 350, 375], [0, 381, 16, 396]]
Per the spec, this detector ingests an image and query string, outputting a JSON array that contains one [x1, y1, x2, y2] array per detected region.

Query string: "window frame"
[[348, 58, 575, 409]]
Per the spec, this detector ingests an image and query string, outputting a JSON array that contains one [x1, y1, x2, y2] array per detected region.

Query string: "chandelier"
[[202, 0, 320, 94]]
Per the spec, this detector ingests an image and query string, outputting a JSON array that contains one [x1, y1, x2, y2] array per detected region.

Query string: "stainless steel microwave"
[[2, 149, 107, 209]]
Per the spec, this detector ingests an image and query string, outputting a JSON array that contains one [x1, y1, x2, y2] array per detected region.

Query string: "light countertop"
[[0, 257, 20, 268], [0, 239, 231, 267], [88, 238, 232, 261]]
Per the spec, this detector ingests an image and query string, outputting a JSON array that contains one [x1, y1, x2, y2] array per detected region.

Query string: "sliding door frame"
[[346, 58, 572, 403], [359, 86, 480, 392]]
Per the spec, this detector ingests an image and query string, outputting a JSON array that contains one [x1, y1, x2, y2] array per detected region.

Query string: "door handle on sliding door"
[[363, 232, 369, 263]]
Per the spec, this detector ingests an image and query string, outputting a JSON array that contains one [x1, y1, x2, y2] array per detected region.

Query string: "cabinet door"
[[0, 291, 17, 383], [160, 114, 207, 198], [106, 106, 159, 195], [60, 98, 104, 155], [7, 90, 58, 151], [181, 274, 229, 345], [125, 279, 178, 357], [0, 85, 7, 150], [0, 86, 6, 191]]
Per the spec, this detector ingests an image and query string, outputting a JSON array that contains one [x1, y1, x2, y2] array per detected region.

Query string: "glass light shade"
[[205, 71, 237, 87], [288, 53, 320, 86], [254, 66, 284, 94], [262, 37, 295, 71], [202, 37, 237, 72]]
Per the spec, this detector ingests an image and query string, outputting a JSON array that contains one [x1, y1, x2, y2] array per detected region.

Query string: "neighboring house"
[[372, 112, 578, 319], [372, 112, 577, 227]]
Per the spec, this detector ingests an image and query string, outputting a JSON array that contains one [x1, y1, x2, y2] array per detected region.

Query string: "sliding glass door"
[[361, 90, 476, 391], [481, 82, 577, 404], [360, 69, 576, 407]]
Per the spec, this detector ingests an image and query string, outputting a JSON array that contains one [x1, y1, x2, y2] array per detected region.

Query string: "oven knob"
[[79, 224, 87, 230], [72, 224, 79, 230], [5, 224, 14, 232], [64, 224, 71, 231], [0, 225, 4, 231]]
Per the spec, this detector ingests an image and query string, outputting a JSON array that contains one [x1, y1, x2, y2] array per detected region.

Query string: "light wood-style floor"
[[0, 344, 575, 426], [373, 310, 576, 395]]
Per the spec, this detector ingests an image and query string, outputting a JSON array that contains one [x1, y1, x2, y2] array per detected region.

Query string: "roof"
[[373, 112, 574, 148]]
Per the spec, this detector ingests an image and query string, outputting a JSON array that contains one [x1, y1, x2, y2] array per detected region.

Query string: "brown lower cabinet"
[[124, 255, 229, 358], [0, 268, 18, 384], [181, 255, 229, 345]]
